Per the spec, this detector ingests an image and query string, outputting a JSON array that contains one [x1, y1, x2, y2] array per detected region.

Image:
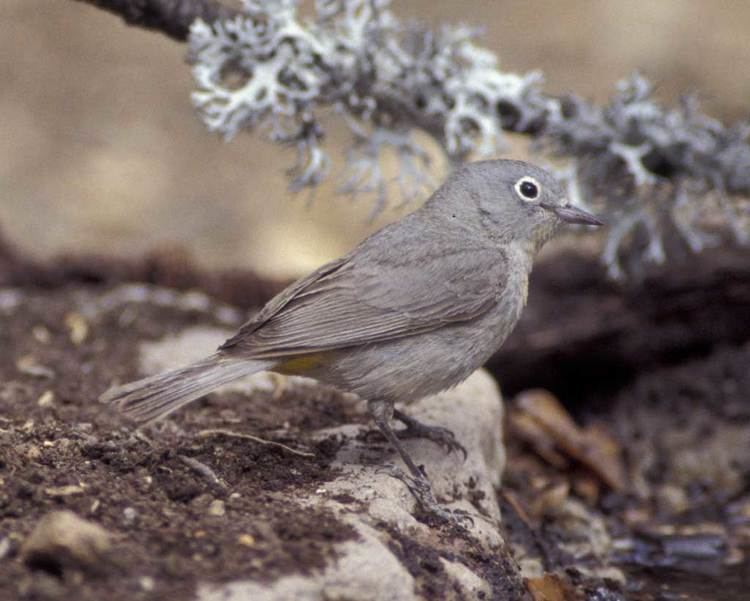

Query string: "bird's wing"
[[220, 237, 509, 358]]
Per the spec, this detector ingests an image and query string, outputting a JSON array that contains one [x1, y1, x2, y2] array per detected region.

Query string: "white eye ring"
[[514, 176, 541, 202]]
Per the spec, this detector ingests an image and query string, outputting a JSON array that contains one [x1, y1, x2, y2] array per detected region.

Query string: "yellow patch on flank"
[[276, 353, 326, 375]]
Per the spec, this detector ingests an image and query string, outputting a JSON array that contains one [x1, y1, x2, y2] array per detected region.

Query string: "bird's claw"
[[378, 464, 473, 527], [394, 413, 468, 460]]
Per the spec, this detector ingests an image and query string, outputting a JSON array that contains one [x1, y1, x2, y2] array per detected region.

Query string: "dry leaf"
[[530, 482, 571, 518], [513, 389, 628, 491], [582, 421, 628, 491], [572, 473, 601, 505], [509, 408, 569, 469], [526, 573, 575, 601]]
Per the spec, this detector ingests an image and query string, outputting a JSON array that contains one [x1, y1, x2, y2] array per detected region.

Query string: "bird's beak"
[[543, 202, 604, 226]]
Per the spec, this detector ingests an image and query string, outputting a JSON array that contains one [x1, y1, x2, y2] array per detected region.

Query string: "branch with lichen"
[[72, 0, 750, 279], [72, 0, 238, 41]]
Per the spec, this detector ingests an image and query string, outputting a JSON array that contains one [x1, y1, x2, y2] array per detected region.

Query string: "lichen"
[[188, 0, 749, 278]]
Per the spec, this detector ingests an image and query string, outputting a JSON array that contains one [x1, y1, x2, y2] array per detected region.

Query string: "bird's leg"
[[368, 400, 455, 522], [392, 409, 467, 460], [368, 401, 424, 479]]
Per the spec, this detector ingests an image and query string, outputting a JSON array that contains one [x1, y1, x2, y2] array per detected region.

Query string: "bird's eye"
[[514, 177, 540, 202]]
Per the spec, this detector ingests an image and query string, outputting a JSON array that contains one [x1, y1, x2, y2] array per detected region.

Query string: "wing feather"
[[221, 227, 508, 358]]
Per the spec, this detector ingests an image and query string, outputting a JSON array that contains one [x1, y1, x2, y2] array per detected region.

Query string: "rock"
[[15, 354, 55, 379], [36, 390, 55, 407], [208, 499, 226, 517], [547, 497, 612, 560], [64, 311, 89, 345], [139, 576, 156, 592], [0, 537, 11, 560], [314, 369, 506, 547], [199, 522, 417, 601], [440, 558, 493, 599], [21, 510, 111, 573], [17, 572, 68, 599], [123, 507, 137, 525]]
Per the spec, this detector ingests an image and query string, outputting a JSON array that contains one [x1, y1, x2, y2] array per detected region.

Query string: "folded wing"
[[221, 234, 508, 358]]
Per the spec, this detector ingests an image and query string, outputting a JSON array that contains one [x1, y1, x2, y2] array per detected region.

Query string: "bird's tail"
[[99, 354, 272, 424]]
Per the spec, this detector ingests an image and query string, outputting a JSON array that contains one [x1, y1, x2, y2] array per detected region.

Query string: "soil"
[[0, 283, 362, 600]]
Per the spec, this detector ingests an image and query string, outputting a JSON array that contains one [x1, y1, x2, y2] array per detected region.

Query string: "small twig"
[[178, 454, 229, 490], [197, 428, 315, 458]]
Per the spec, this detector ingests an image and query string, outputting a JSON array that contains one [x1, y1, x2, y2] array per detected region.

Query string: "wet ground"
[[625, 557, 750, 601]]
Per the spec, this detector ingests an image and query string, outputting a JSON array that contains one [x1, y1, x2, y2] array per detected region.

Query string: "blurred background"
[[2, 0, 749, 278]]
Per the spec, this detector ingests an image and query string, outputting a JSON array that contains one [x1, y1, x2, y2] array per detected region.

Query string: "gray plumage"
[[101, 355, 272, 423], [101, 159, 602, 516]]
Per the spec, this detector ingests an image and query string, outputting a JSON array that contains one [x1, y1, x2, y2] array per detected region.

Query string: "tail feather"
[[100, 354, 271, 424]]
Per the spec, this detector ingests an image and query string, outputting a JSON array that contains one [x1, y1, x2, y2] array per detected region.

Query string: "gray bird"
[[101, 159, 602, 517]]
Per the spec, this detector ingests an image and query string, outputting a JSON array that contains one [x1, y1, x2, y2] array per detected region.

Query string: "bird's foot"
[[378, 464, 473, 527], [393, 410, 467, 460]]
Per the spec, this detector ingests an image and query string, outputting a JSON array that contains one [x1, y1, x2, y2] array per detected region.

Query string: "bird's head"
[[445, 160, 603, 251]]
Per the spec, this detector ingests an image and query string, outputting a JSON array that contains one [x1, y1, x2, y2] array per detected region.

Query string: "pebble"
[[21, 510, 111, 572], [25, 445, 42, 461], [37, 390, 55, 407], [123, 507, 137, 525], [64, 312, 89, 345], [0, 537, 11, 560], [208, 499, 226, 517], [45, 485, 85, 498], [32, 325, 51, 343], [16, 355, 55, 379]]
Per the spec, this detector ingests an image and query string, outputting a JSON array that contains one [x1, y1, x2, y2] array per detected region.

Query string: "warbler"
[[101, 159, 602, 517]]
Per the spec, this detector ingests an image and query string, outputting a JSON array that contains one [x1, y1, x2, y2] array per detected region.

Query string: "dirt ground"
[[0, 281, 370, 600]]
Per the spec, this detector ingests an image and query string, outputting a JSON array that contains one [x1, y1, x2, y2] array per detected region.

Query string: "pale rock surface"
[[198, 522, 417, 601]]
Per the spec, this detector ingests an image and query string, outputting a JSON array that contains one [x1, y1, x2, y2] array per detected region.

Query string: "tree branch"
[[67, 0, 750, 278], [71, 0, 238, 41]]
